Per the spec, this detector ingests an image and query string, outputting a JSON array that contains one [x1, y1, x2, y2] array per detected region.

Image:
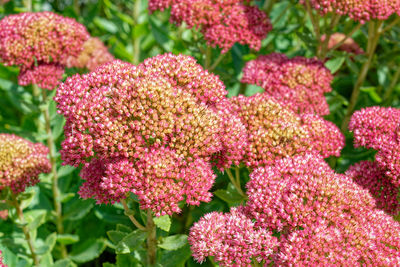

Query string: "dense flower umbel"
[[188, 207, 279, 267], [321, 33, 363, 55], [346, 161, 400, 216], [149, 0, 272, 53], [0, 12, 89, 88], [67, 37, 114, 71], [18, 64, 64, 90], [305, 0, 400, 22], [241, 53, 333, 115], [349, 106, 400, 186], [230, 94, 343, 168], [0, 134, 50, 194], [276, 213, 400, 266], [55, 54, 240, 215], [245, 153, 376, 232], [246, 154, 400, 265]]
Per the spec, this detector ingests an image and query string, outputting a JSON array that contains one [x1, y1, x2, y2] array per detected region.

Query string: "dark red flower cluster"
[[346, 161, 400, 216], [0, 12, 89, 89], [229, 93, 344, 168], [0, 134, 51, 194], [241, 53, 333, 116], [149, 0, 272, 53], [55, 53, 246, 215], [305, 0, 400, 22], [349, 106, 400, 187]]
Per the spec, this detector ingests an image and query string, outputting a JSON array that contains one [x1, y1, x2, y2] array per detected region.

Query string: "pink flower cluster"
[[0, 249, 5, 267], [346, 161, 400, 216], [18, 64, 65, 90], [245, 153, 400, 265], [305, 0, 400, 22], [149, 0, 272, 53], [0, 134, 51, 194], [349, 106, 400, 187], [241, 53, 333, 116], [67, 37, 114, 71], [229, 93, 344, 168], [321, 33, 363, 55], [0, 12, 89, 89], [55, 53, 246, 215], [188, 207, 278, 266]]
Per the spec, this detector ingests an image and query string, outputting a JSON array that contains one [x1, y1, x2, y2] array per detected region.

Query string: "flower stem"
[[209, 53, 225, 71], [329, 23, 362, 52], [146, 209, 157, 266], [40, 87, 67, 258], [121, 199, 146, 231], [204, 46, 212, 69], [383, 67, 400, 105], [318, 13, 341, 59], [226, 169, 245, 197], [132, 0, 141, 65], [305, 0, 320, 41], [10, 193, 40, 266], [340, 20, 383, 131], [382, 16, 400, 33]]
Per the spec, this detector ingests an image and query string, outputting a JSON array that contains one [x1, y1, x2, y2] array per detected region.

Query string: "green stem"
[[208, 53, 225, 71], [146, 209, 157, 267], [11, 193, 40, 266], [226, 169, 245, 197], [382, 16, 400, 33], [121, 199, 146, 231], [239, 83, 247, 95], [204, 46, 212, 69], [263, 0, 276, 14], [318, 13, 341, 59], [132, 0, 141, 64], [24, 0, 32, 11], [40, 87, 67, 258], [383, 67, 400, 105], [341, 20, 383, 131], [74, 0, 80, 16], [305, 0, 320, 41]]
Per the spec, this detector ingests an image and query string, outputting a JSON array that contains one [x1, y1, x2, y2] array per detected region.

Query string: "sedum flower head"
[[56, 53, 241, 215], [230, 93, 343, 168], [18, 63, 64, 90], [246, 153, 400, 265], [150, 0, 272, 53], [305, 0, 400, 22], [0, 12, 89, 89], [321, 33, 363, 54], [188, 207, 279, 267], [67, 37, 114, 71], [349, 106, 400, 186], [241, 53, 333, 116], [0, 134, 50, 194], [245, 153, 376, 232], [346, 161, 400, 216]]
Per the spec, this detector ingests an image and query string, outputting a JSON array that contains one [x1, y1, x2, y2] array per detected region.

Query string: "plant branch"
[[318, 13, 341, 59], [40, 87, 68, 258], [132, 0, 142, 64], [146, 209, 157, 267], [382, 16, 400, 33], [121, 199, 146, 231], [226, 169, 245, 197], [383, 67, 400, 105], [305, 0, 320, 41], [341, 20, 383, 131], [11, 193, 40, 266], [209, 53, 225, 71], [329, 23, 362, 52]]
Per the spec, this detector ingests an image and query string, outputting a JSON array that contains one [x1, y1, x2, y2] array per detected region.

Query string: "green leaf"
[[159, 244, 191, 267], [325, 56, 346, 73], [214, 186, 245, 205], [57, 234, 80, 245], [107, 230, 128, 245], [39, 252, 53, 266], [45, 232, 57, 252], [69, 238, 107, 263], [158, 235, 188, 251], [51, 114, 65, 140], [360, 86, 382, 103], [244, 84, 264, 97], [116, 224, 132, 233], [153, 215, 171, 232], [53, 259, 77, 267], [116, 254, 141, 267], [25, 209, 47, 231], [93, 17, 118, 33], [64, 199, 94, 221], [57, 166, 76, 178], [115, 230, 146, 254]]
